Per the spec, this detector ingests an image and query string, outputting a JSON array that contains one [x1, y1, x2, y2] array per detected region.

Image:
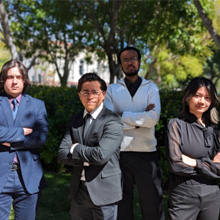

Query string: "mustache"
[[128, 64, 135, 68]]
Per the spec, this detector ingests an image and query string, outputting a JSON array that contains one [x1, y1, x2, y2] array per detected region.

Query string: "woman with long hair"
[[166, 77, 220, 220]]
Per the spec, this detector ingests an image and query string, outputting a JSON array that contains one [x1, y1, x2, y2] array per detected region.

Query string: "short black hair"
[[77, 73, 107, 92], [117, 46, 141, 64]]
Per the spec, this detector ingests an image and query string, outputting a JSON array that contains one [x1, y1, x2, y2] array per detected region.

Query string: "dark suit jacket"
[[59, 106, 123, 206], [0, 93, 48, 194]]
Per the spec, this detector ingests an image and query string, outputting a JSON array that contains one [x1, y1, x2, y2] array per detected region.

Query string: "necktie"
[[83, 114, 91, 140], [12, 98, 19, 164], [12, 99, 18, 120]]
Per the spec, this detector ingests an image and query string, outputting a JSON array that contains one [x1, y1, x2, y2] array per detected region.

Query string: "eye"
[[205, 96, 211, 101], [7, 75, 14, 80], [93, 91, 100, 95], [194, 94, 200, 98]]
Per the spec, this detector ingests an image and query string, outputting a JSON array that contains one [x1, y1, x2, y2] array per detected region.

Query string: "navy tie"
[[12, 98, 18, 120]]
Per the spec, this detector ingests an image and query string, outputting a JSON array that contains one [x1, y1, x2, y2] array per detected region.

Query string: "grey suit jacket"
[[59, 106, 123, 206]]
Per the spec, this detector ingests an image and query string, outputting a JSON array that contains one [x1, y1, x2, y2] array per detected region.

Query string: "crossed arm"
[[1, 127, 33, 147]]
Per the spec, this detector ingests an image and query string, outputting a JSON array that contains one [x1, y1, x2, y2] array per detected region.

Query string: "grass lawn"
[[10, 172, 168, 220]]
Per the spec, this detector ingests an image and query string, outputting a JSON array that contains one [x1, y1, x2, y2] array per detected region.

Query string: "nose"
[[12, 76, 17, 83], [198, 97, 205, 104]]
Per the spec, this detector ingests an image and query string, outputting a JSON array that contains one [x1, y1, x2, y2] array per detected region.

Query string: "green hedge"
[[27, 86, 219, 189], [27, 86, 83, 170]]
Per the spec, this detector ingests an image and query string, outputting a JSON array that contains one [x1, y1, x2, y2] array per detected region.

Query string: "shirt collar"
[[124, 76, 142, 89], [83, 102, 104, 120], [8, 94, 22, 104]]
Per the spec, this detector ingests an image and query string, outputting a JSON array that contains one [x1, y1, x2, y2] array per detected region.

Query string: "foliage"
[[0, 40, 10, 68], [2, 0, 217, 86], [27, 85, 83, 170], [213, 0, 220, 35], [6, 0, 86, 86], [204, 48, 220, 90]]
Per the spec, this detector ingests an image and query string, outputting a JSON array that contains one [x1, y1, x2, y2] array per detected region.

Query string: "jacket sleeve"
[[58, 120, 79, 166], [12, 101, 48, 150], [104, 85, 115, 112], [122, 83, 161, 129], [72, 117, 123, 166], [0, 126, 25, 143]]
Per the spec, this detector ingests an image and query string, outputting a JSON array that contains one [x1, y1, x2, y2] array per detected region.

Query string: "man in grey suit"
[[59, 73, 123, 220]]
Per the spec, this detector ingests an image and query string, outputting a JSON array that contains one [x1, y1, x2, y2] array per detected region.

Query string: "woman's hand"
[[182, 154, 197, 167], [213, 152, 220, 163]]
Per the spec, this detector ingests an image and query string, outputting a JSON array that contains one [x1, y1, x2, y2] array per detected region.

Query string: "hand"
[[146, 103, 155, 111], [23, 128, 33, 135], [2, 142, 11, 147], [182, 154, 197, 167], [213, 152, 220, 163]]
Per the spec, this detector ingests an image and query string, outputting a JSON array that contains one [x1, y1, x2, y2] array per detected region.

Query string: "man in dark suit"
[[59, 73, 123, 220], [0, 59, 48, 220]]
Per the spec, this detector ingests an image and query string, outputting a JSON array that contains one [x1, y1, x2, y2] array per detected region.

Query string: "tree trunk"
[[194, 0, 220, 49], [0, 0, 20, 60]]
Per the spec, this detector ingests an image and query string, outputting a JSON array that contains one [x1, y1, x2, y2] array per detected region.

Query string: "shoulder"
[[102, 106, 122, 123], [107, 79, 125, 90], [141, 77, 158, 90], [167, 118, 182, 130], [23, 94, 45, 105]]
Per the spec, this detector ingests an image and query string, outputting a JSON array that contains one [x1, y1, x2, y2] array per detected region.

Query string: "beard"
[[122, 65, 139, 77]]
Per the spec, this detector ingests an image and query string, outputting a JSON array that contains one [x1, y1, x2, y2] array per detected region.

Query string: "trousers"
[[117, 151, 164, 220], [71, 182, 118, 220], [0, 169, 39, 220]]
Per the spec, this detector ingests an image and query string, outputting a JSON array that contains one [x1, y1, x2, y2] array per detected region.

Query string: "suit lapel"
[[0, 95, 14, 126], [14, 95, 29, 126], [75, 112, 84, 144], [83, 106, 108, 144]]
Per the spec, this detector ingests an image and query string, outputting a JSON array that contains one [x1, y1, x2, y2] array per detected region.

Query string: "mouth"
[[127, 65, 135, 70]]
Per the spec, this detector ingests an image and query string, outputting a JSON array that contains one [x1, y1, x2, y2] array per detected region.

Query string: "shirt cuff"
[[70, 143, 78, 154], [196, 159, 203, 169]]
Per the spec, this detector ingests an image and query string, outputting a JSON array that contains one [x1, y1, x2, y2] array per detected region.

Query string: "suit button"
[[9, 162, 12, 165]]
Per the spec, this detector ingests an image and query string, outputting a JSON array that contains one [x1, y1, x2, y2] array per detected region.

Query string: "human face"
[[78, 81, 106, 113], [4, 67, 24, 98], [120, 50, 140, 77], [188, 86, 212, 119]]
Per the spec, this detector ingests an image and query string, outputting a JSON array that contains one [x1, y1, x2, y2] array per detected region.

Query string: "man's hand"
[[23, 128, 33, 136], [2, 142, 10, 147], [146, 103, 155, 111]]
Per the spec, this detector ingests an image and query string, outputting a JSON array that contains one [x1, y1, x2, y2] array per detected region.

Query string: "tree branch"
[[194, 0, 220, 49], [0, 0, 20, 59]]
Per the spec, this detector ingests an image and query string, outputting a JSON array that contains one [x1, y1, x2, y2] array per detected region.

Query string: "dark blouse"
[[166, 115, 220, 190]]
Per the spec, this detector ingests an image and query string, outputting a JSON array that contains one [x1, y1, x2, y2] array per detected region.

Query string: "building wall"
[[26, 51, 110, 87]]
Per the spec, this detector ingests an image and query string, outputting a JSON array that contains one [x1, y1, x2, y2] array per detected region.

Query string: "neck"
[[125, 75, 139, 84]]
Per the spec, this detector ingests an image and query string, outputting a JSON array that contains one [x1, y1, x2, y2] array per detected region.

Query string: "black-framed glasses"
[[79, 90, 103, 97]]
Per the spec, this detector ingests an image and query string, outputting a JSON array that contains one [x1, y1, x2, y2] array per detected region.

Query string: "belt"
[[11, 163, 20, 171]]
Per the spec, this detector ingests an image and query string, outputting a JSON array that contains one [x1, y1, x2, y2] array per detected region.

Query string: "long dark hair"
[[179, 77, 219, 124], [0, 59, 31, 93]]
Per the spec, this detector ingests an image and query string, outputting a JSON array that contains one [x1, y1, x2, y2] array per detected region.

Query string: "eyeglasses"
[[79, 90, 103, 97], [122, 57, 139, 64]]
